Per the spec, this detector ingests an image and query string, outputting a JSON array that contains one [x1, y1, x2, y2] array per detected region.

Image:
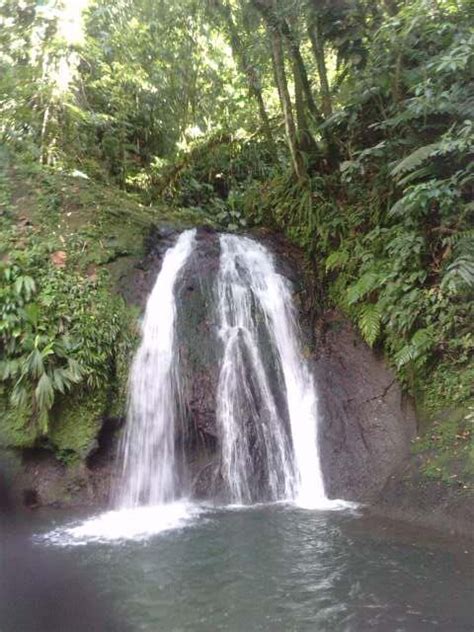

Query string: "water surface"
[[19, 504, 473, 631]]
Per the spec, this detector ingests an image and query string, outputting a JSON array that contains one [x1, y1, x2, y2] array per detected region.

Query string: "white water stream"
[[216, 235, 328, 508], [116, 228, 196, 508]]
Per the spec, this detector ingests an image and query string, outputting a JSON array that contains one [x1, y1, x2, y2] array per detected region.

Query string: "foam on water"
[[38, 499, 359, 546], [39, 502, 203, 546]]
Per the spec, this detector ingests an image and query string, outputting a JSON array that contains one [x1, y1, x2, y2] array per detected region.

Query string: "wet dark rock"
[[175, 229, 221, 446], [22, 488, 39, 508], [314, 311, 416, 502], [116, 224, 182, 308]]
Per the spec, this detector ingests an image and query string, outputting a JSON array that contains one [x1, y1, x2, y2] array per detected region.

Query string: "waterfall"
[[216, 235, 327, 507], [43, 229, 344, 545], [116, 229, 196, 508], [116, 229, 328, 513]]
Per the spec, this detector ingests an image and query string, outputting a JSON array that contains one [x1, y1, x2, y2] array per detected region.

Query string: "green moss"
[[49, 390, 108, 462], [407, 356, 473, 485], [1, 156, 144, 464], [108, 346, 134, 419], [411, 405, 473, 486], [419, 361, 474, 416], [0, 396, 38, 448]]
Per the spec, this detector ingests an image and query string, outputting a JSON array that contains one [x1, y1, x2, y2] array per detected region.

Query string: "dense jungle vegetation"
[[0, 0, 472, 482]]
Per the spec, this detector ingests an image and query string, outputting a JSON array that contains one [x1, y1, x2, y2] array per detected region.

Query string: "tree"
[[307, 10, 332, 117], [210, 0, 275, 148], [252, 0, 306, 177]]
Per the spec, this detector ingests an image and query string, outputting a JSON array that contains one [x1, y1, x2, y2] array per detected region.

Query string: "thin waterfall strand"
[[216, 235, 327, 507], [116, 229, 196, 508]]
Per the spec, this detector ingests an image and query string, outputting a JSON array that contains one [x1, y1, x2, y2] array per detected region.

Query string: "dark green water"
[[5, 504, 474, 631]]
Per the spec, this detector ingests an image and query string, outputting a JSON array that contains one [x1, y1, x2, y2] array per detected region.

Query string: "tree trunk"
[[293, 60, 317, 154], [270, 24, 304, 178], [308, 17, 332, 117], [252, 0, 323, 126], [215, 0, 275, 147], [40, 102, 51, 165], [280, 19, 322, 125]]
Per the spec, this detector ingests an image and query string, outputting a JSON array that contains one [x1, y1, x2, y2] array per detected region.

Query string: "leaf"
[[325, 249, 349, 272], [391, 143, 439, 178], [346, 271, 383, 305], [10, 384, 29, 409], [27, 349, 44, 379], [394, 328, 434, 369], [35, 373, 54, 412], [64, 359, 83, 383], [14, 275, 36, 300], [358, 303, 382, 347], [0, 358, 19, 380], [51, 368, 66, 394], [22, 276, 36, 300], [388, 197, 406, 217], [24, 303, 40, 326], [442, 255, 474, 290], [397, 166, 433, 187]]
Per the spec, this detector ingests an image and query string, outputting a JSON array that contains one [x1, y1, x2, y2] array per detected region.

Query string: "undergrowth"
[[0, 156, 144, 460]]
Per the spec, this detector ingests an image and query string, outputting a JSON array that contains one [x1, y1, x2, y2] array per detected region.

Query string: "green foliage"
[[357, 303, 382, 348], [1, 256, 83, 431], [264, 1, 473, 397], [390, 144, 441, 179], [412, 397, 473, 486], [325, 249, 350, 272], [0, 241, 133, 436], [1, 0, 255, 180], [394, 328, 434, 370], [153, 133, 278, 228], [0, 396, 36, 449], [0, 159, 139, 453]]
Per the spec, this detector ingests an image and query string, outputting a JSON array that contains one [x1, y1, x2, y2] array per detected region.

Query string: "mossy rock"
[[0, 397, 38, 448], [411, 405, 473, 485], [49, 390, 108, 461]]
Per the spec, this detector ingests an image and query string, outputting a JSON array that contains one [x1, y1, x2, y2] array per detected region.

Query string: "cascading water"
[[216, 235, 328, 508], [117, 230, 328, 510], [116, 229, 196, 508], [43, 229, 345, 544]]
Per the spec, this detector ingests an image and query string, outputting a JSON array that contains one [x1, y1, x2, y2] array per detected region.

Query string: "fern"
[[325, 249, 349, 272], [442, 255, 474, 291], [391, 143, 439, 178], [397, 165, 433, 187], [358, 303, 382, 347], [441, 229, 474, 291], [35, 373, 54, 412], [388, 197, 406, 217], [346, 271, 384, 305], [395, 328, 434, 369]]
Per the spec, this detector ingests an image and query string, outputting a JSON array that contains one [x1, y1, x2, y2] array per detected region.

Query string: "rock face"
[[176, 229, 221, 446], [9, 226, 417, 509], [314, 312, 416, 502]]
